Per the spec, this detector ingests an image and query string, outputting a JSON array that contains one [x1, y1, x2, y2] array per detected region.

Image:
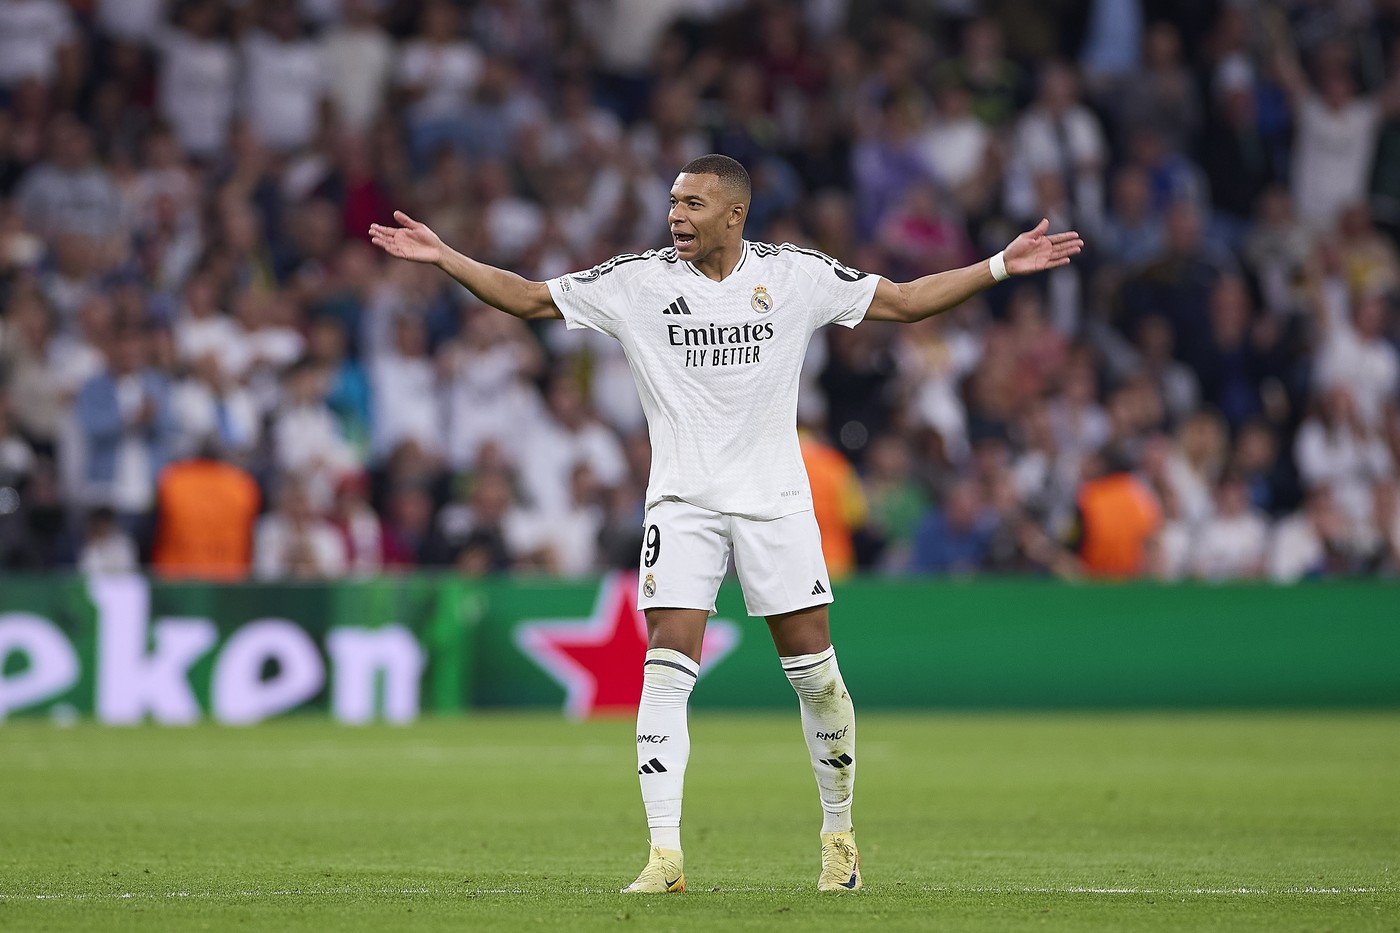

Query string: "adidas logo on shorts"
[[811, 580, 827, 596]]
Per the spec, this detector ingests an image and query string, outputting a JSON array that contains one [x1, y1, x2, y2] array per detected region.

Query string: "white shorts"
[[636, 498, 834, 618]]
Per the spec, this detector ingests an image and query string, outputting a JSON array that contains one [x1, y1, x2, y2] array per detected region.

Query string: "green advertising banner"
[[2, 572, 1397, 723], [0, 575, 477, 724], [481, 574, 1400, 712]]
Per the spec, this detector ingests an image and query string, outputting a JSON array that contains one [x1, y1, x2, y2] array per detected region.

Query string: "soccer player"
[[370, 154, 1082, 894]]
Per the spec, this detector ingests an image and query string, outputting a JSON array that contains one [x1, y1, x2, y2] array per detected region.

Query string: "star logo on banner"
[[514, 572, 741, 718]]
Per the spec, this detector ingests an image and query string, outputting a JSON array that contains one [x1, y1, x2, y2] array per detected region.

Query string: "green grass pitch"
[[1, 712, 1396, 932]]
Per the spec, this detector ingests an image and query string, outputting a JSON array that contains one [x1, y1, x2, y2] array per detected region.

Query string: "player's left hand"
[[1003, 219, 1084, 276]]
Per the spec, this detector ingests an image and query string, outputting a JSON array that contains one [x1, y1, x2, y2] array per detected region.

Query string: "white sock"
[[635, 648, 697, 851], [781, 646, 856, 833]]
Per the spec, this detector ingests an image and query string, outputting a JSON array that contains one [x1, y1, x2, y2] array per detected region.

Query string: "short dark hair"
[[679, 154, 751, 202]]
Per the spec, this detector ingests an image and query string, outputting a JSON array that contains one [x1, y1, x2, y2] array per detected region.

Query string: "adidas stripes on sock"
[[781, 646, 856, 834], [635, 648, 698, 850]]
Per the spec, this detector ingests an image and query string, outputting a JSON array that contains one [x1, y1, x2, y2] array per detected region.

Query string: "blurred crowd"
[[0, 0, 1398, 583]]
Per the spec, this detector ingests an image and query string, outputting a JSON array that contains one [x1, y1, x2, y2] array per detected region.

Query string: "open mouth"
[[673, 232, 695, 246]]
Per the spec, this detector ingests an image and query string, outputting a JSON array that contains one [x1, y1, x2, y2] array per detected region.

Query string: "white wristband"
[[989, 250, 1010, 283]]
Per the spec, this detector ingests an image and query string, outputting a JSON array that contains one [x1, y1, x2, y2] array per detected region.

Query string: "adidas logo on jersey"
[[661, 296, 693, 315]]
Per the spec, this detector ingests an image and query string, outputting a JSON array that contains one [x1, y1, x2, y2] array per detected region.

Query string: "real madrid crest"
[[643, 573, 657, 598], [751, 284, 774, 314]]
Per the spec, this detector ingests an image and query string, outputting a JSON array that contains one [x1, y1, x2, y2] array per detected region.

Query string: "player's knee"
[[644, 608, 707, 661]]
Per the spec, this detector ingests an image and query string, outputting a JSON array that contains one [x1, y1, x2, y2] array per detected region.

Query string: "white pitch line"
[[0, 885, 1383, 900]]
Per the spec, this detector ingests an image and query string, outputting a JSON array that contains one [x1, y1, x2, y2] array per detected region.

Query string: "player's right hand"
[[369, 210, 444, 265]]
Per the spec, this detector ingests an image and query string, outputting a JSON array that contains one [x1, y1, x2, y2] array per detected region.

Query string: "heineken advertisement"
[[0, 575, 478, 724], [2, 573, 1398, 723]]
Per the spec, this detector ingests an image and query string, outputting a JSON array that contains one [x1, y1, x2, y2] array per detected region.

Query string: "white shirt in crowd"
[[369, 350, 443, 461], [253, 514, 348, 580], [95, 0, 164, 43], [0, 0, 74, 87], [443, 343, 542, 470], [271, 402, 358, 507], [1267, 511, 1326, 583], [1190, 509, 1269, 580], [516, 414, 627, 518], [175, 312, 245, 376], [321, 19, 395, 131], [1314, 326, 1399, 429], [396, 37, 484, 125], [108, 375, 155, 514], [16, 163, 127, 240], [1007, 103, 1107, 227], [241, 31, 325, 152], [155, 27, 238, 158], [1293, 419, 1392, 531], [78, 530, 139, 576], [547, 241, 880, 520], [169, 378, 259, 459], [1154, 518, 1193, 581], [1291, 93, 1381, 230], [918, 115, 992, 194]]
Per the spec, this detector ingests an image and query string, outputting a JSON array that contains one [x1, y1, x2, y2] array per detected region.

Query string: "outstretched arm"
[[865, 219, 1083, 323], [368, 211, 562, 321]]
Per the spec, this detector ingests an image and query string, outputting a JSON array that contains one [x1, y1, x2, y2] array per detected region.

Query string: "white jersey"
[[547, 241, 881, 520]]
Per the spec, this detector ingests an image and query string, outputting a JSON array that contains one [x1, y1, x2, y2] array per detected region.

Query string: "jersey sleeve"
[[546, 261, 630, 338], [793, 248, 882, 330]]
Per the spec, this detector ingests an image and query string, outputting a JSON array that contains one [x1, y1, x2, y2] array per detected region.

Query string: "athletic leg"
[[635, 608, 707, 850], [769, 605, 862, 891], [624, 500, 728, 893], [768, 605, 856, 834]]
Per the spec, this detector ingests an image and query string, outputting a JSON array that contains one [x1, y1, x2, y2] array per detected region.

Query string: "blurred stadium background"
[[0, 0, 1397, 586]]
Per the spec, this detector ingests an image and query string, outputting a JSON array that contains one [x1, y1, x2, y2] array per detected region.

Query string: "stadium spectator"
[[0, 0, 78, 93], [1007, 60, 1108, 233], [429, 466, 534, 573], [16, 115, 126, 243], [941, 18, 1022, 129], [1372, 478, 1400, 575], [77, 504, 137, 575], [240, 6, 326, 154], [1190, 473, 1270, 580], [916, 78, 997, 215], [369, 311, 442, 465], [379, 482, 435, 569], [170, 349, 259, 463], [516, 373, 626, 519], [73, 325, 175, 537], [910, 478, 995, 575], [327, 471, 383, 575], [800, 427, 867, 579], [1312, 288, 1399, 429], [253, 476, 346, 580], [321, 0, 395, 134], [536, 463, 607, 578], [857, 434, 929, 572], [1100, 165, 1165, 267], [1272, 30, 1400, 231], [151, 441, 260, 580], [153, 0, 237, 159], [1268, 486, 1349, 582], [305, 314, 371, 458], [270, 358, 358, 509], [1293, 385, 1394, 541], [1071, 446, 1162, 578]]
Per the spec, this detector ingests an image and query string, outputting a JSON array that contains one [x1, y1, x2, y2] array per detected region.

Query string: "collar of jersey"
[[683, 240, 749, 280]]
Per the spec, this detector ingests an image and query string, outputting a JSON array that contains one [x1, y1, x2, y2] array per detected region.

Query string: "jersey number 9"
[[643, 524, 662, 567]]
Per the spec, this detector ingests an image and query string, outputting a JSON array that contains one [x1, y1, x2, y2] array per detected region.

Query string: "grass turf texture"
[[1, 713, 1396, 933]]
